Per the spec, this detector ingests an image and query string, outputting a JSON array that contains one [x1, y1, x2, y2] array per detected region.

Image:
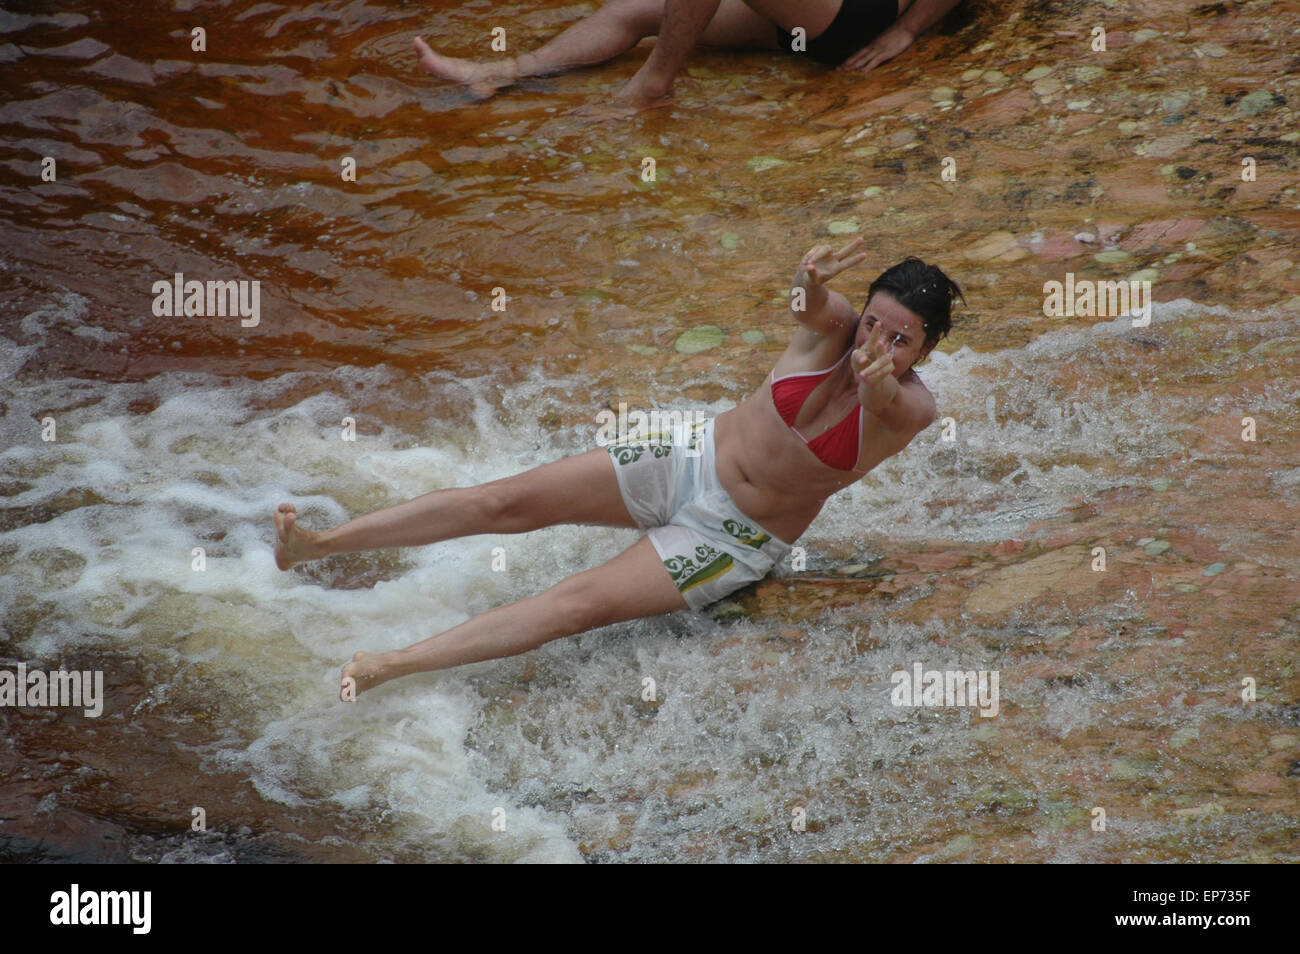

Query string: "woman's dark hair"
[[866, 257, 965, 351]]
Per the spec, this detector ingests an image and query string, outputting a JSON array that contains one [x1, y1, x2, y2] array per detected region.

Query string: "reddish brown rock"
[[966, 545, 1099, 617], [1233, 773, 1285, 796]]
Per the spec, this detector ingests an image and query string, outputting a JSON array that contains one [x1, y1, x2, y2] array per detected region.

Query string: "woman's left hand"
[[853, 323, 899, 410], [839, 23, 916, 73], [852, 322, 893, 382]]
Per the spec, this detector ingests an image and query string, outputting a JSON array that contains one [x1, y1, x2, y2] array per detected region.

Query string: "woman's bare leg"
[[411, 0, 792, 99], [274, 449, 635, 570], [339, 536, 686, 698], [413, 0, 666, 98]]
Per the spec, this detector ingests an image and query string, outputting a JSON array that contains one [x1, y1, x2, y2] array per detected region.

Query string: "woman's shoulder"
[[900, 366, 937, 426]]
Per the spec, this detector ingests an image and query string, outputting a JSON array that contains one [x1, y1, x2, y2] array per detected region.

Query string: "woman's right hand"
[[795, 236, 868, 288]]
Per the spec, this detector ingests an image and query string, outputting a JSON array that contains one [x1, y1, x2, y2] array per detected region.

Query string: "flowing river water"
[[1, 0, 1298, 862]]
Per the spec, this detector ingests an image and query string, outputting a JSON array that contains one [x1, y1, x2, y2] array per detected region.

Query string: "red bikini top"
[[769, 352, 867, 473]]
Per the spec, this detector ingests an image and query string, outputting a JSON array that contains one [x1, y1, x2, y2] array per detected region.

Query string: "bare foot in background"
[[413, 36, 518, 99]]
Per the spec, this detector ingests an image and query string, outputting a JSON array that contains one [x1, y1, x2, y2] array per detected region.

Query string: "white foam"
[[0, 352, 640, 859], [809, 298, 1284, 550]]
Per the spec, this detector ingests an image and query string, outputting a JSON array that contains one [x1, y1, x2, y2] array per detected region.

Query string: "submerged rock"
[[674, 325, 725, 354], [1237, 90, 1278, 116]]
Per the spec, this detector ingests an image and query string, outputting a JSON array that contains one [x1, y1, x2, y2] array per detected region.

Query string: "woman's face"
[[854, 291, 931, 376]]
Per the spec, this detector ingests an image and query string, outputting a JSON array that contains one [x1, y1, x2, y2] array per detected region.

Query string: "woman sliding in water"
[[272, 237, 963, 700]]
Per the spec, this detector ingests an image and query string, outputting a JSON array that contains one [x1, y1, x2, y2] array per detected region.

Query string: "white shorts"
[[606, 417, 793, 611]]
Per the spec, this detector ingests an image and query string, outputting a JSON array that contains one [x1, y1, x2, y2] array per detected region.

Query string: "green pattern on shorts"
[[722, 517, 770, 550], [663, 544, 734, 593], [609, 441, 673, 466]]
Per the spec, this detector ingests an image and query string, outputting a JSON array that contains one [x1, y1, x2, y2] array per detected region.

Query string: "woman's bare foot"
[[273, 503, 323, 571], [340, 651, 398, 701], [610, 71, 674, 111], [413, 36, 519, 99]]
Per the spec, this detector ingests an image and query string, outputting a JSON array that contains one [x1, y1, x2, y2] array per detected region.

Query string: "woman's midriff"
[[712, 389, 866, 545]]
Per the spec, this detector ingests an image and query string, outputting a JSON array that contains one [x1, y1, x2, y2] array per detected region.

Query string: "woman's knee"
[[607, 0, 665, 38], [544, 571, 617, 632], [476, 477, 532, 529]]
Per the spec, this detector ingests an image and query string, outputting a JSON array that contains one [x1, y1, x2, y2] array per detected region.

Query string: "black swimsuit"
[[777, 0, 899, 65]]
